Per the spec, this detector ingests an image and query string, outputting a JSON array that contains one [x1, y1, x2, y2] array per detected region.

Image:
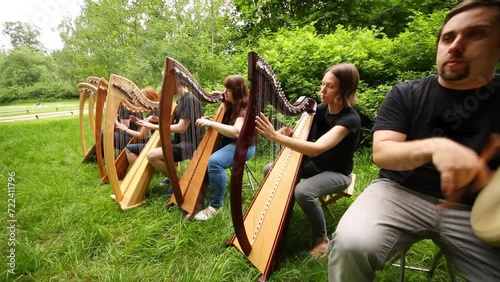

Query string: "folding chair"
[[243, 162, 260, 190], [391, 244, 456, 282], [319, 173, 356, 219]]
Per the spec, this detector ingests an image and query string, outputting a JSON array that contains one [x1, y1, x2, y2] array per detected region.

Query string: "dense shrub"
[[0, 81, 77, 104]]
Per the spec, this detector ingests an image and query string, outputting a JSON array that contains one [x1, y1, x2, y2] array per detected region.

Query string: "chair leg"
[[394, 247, 456, 282], [428, 249, 443, 278], [444, 255, 457, 282], [245, 163, 260, 190], [399, 249, 406, 282]]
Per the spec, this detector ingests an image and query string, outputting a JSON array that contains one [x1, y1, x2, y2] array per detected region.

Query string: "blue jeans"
[[208, 143, 256, 208]]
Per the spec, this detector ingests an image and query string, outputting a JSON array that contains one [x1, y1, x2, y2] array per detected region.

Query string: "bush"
[[0, 81, 77, 104]]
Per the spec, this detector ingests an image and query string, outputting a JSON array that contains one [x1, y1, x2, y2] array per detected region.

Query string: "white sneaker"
[[193, 206, 220, 221]]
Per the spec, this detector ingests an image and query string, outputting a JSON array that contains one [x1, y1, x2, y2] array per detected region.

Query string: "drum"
[[471, 168, 500, 247]]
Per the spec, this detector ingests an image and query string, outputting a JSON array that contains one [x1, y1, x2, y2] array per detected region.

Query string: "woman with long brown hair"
[[256, 63, 361, 256], [193, 75, 256, 221]]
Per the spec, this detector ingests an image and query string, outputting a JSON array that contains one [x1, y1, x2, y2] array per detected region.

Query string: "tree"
[[233, 0, 460, 39], [57, 0, 239, 90], [2, 21, 44, 50], [0, 46, 56, 87]]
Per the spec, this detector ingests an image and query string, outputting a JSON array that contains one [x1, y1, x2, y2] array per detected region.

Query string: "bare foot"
[[309, 236, 330, 257]]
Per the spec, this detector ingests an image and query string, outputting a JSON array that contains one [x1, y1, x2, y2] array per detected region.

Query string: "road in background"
[[0, 110, 83, 123]]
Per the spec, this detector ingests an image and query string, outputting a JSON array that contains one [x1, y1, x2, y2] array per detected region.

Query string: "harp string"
[[160, 57, 220, 210], [111, 80, 158, 174], [250, 72, 307, 243], [172, 74, 206, 174], [229, 52, 316, 278]]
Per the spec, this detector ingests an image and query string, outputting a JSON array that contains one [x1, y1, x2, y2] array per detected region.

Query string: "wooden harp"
[[159, 57, 224, 215], [227, 51, 317, 281], [92, 78, 111, 182], [103, 74, 166, 209], [78, 80, 98, 162]]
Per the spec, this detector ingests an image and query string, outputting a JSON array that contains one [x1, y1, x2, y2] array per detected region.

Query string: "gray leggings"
[[263, 160, 352, 238], [328, 178, 500, 282]]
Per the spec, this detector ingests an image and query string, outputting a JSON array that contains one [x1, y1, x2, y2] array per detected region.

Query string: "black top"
[[172, 92, 205, 157], [374, 74, 500, 205], [118, 106, 142, 131], [307, 103, 361, 175]]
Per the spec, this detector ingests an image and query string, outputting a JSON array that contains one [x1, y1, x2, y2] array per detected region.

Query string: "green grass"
[[0, 116, 463, 281], [0, 100, 80, 118]]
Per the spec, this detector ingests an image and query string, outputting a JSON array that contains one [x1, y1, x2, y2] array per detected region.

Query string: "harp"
[[92, 78, 112, 182], [78, 79, 98, 162], [159, 57, 224, 215], [103, 74, 172, 209], [227, 51, 317, 281]]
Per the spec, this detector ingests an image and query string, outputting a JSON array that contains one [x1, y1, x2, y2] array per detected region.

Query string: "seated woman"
[[256, 63, 361, 256], [103, 102, 143, 156], [144, 82, 204, 186], [114, 88, 161, 165], [192, 75, 256, 221]]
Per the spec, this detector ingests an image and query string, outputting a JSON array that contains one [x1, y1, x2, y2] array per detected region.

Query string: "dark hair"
[[223, 75, 249, 124], [324, 63, 359, 108], [437, 0, 500, 42]]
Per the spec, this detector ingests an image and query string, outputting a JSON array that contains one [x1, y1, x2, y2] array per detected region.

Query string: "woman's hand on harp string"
[[146, 114, 158, 123], [195, 116, 214, 128], [115, 120, 128, 132], [278, 126, 293, 137], [129, 115, 140, 123], [136, 120, 157, 130], [255, 113, 292, 141]]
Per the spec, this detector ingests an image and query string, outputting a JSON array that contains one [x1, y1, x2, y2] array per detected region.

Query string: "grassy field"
[[0, 115, 462, 281], [0, 101, 80, 118]]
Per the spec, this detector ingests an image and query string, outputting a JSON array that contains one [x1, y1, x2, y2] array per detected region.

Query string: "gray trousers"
[[263, 160, 351, 238], [328, 178, 500, 282]]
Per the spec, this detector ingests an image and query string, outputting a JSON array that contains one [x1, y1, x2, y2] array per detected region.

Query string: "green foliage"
[[0, 81, 77, 104], [355, 84, 392, 146], [357, 84, 391, 122], [2, 21, 44, 50], [392, 10, 448, 78], [233, 0, 460, 40], [0, 46, 57, 87], [57, 0, 241, 92]]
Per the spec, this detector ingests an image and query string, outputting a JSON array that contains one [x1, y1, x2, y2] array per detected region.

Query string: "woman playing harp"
[[113, 87, 161, 166], [256, 63, 361, 257], [191, 74, 256, 221], [159, 57, 226, 215], [103, 74, 160, 206], [147, 81, 204, 187]]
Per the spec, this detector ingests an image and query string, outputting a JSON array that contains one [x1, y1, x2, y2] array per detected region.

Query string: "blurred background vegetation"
[[3, 0, 497, 146]]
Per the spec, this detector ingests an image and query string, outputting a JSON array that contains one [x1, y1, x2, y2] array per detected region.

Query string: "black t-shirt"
[[118, 105, 142, 131], [307, 103, 361, 175], [374, 74, 500, 205], [172, 92, 205, 154]]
